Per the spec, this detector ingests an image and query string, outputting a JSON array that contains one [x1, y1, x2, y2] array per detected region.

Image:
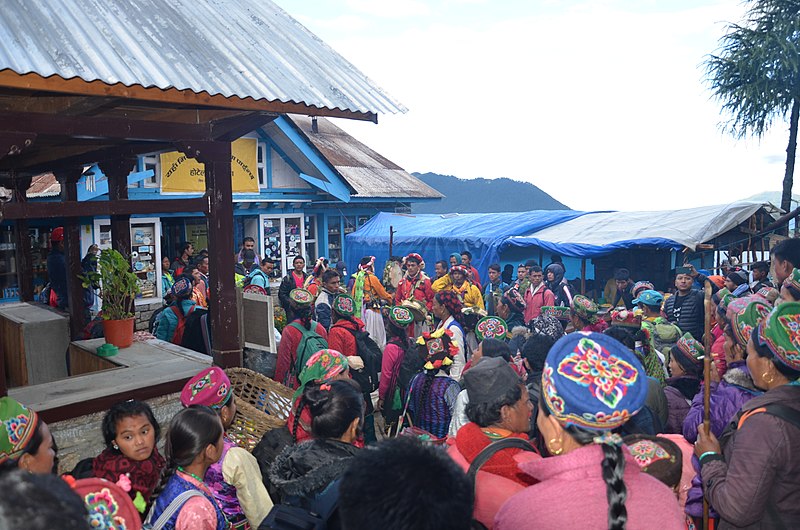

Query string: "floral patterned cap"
[[170, 276, 192, 298], [69, 477, 141, 530], [627, 439, 674, 470], [541, 306, 570, 320], [541, 332, 647, 431], [387, 306, 414, 327], [729, 299, 772, 348], [571, 295, 599, 323], [0, 397, 39, 465], [783, 268, 800, 293], [674, 333, 705, 366], [475, 316, 509, 341], [332, 293, 356, 317], [757, 301, 800, 372], [416, 327, 459, 372], [180, 367, 232, 410], [610, 308, 641, 329], [289, 288, 313, 307], [294, 349, 349, 400], [632, 281, 655, 298]]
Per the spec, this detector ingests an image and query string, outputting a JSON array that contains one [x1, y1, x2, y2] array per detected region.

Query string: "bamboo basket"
[[225, 367, 294, 451]]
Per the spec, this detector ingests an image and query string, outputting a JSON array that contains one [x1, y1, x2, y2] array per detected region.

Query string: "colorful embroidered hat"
[[783, 268, 800, 293], [180, 367, 233, 410], [294, 349, 349, 400], [627, 438, 673, 469], [449, 264, 469, 277], [387, 306, 414, 328], [289, 288, 313, 307], [632, 289, 664, 307], [70, 477, 142, 530], [610, 308, 641, 329], [332, 293, 356, 317], [170, 276, 192, 298], [712, 287, 730, 306], [416, 327, 459, 372], [475, 316, 509, 341], [501, 287, 526, 314], [631, 281, 655, 298], [541, 306, 570, 320], [755, 286, 780, 304], [571, 295, 599, 324], [0, 397, 39, 465], [404, 252, 423, 264], [729, 299, 772, 348], [674, 333, 705, 367], [528, 314, 564, 341], [623, 434, 682, 488], [757, 301, 800, 372], [399, 299, 428, 322], [541, 332, 647, 431]]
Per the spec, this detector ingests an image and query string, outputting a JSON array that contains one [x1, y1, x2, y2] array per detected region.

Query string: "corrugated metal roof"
[[288, 115, 442, 199], [0, 0, 406, 117], [26, 173, 60, 198]]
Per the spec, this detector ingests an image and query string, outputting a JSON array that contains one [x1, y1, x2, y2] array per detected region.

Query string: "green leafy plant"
[[80, 248, 140, 320]]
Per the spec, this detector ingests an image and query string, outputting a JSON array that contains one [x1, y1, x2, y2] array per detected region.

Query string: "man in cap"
[[663, 264, 716, 341], [395, 253, 434, 311]]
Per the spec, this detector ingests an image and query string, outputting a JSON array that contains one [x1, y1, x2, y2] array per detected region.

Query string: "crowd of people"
[[7, 239, 800, 529]]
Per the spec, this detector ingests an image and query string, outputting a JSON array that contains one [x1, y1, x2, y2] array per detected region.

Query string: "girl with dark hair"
[[80, 399, 165, 510], [496, 332, 684, 529], [146, 406, 226, 530], [0, 397, 55, 476], [694, 302, 800, 529], [155, 276, 199, 344], [431, 290, 467, 379], [273, 288, 329, 388], [663, 334, 704, 434], [378, 306, 415, 427], [269, 380, 364, 518]]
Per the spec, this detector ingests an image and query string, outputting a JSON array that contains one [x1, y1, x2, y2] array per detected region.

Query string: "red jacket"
[[394, 274, 435, 310], [523, 284, 555, 323], [273, 320, 328, 388], [328, 318, 364, 357]]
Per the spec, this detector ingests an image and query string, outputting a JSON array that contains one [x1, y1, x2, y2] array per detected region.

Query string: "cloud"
[[344, 0, 431, 18]]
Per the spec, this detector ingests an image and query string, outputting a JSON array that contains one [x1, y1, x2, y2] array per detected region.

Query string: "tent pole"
[[388, 225, 394, 258], [581, 259, 586, 295]]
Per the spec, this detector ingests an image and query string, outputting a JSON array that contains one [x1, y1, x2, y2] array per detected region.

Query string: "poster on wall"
[[159, 138, 259, 193]]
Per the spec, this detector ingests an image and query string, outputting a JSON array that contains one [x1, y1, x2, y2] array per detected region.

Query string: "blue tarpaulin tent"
[[344, 210, 592, 283]]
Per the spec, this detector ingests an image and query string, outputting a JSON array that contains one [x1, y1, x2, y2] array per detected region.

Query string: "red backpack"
[[169, 304, 196, 344]]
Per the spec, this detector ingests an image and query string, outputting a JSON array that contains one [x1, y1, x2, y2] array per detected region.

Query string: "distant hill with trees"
[[411, 172, 569, 213]]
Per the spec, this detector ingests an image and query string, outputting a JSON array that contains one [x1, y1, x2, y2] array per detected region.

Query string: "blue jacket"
[[246, 268, 271, 294], [155, 299, 197, 343]]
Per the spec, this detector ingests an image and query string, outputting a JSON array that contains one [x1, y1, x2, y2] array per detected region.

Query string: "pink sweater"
[[379, 340, 404, 401], [495, 444, 685, 530]]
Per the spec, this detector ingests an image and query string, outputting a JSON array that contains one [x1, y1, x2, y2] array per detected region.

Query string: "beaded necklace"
[[177, 467, 205, 484]]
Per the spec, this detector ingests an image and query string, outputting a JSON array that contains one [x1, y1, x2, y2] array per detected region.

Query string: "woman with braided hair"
[[432, 290, 467, 379], [495, 332, 684, 529]]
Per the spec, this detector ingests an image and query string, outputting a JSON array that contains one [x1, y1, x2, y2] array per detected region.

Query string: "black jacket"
[[611, 284, 634, 310], [268, 438, 359, 502], [278, 271, 308, 315], [663, 289, 705, 340]]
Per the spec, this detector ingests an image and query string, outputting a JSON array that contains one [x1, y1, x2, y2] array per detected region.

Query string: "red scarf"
[[455, 422, 538, 486], [92, 447, 165, 503]]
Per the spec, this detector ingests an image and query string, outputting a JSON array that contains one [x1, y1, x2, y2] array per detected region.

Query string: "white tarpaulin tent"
[[501, 201, 773, 258]]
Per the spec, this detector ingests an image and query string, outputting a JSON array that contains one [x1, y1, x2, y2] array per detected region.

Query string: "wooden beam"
[[210, 112, 278, 142], [12, 177, 34, 302], [4, 142, 172, 174], [55, 168, 88, 338], [0, 70, 378, 123], [0, 132, 36, 159], [0, 95, 123, 116], [0, 196, 210, 220]]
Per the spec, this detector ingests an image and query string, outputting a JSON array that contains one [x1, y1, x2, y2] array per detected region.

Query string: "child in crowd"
[[146, 406, 228, 530], [180, 367, 272, 529]]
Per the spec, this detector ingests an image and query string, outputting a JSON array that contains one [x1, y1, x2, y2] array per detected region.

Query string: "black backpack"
[[397, 343, 425, 401], [181, 307, 212, 355], [346, 328, 382, 394]]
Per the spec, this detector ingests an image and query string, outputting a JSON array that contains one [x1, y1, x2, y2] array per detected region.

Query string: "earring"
[[112, 442, 119, 450], [547, 438, 564, 456], [762, 372, 775, 385]]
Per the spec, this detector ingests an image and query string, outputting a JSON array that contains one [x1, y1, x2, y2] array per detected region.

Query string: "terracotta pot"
[[102, 317, 135, 348]]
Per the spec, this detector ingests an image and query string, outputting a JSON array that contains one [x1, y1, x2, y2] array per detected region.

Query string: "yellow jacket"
[[431, 275, 484, 308]]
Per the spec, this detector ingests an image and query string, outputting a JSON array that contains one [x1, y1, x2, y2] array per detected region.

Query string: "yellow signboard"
[[160, 138, 259, 193]]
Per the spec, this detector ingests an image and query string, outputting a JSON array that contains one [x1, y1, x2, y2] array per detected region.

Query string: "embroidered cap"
[[388, 306, 414, 327], [332, 293, 356, 317], [180, 367, 232, 410], [755, 286, 780, 304], [0, 397, 39, 465], [631, 281, 655, 298], [449, 264, 469, 277], [399, 299, 428, 322], [405, 253, 423, 264], [541, 332, 647, 431], [571, 295, 599, 324], [541, 306, 570, 320], [632, 289, 663, 307], [674, 333, 705, 367], [729, 299, 772, 348], [783, 268, 800, 293], [475, 316, 509, 341], [294, 349, 349, 400], [70, 477, 142, 530], [416, 328, 459, 372], [757, 301, 800, 372], [170, 276, 192, 298], [289, 288, 313, 307]]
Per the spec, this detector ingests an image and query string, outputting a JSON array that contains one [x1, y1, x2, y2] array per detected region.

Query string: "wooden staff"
[[702, 279, 713, 529]]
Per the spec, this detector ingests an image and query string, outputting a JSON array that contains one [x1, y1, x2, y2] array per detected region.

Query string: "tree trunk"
[[780, 97, 800, 231]]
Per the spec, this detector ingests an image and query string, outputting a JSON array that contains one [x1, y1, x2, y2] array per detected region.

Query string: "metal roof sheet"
[[288, 115, 442, 199], [0, 0, 406, 117]]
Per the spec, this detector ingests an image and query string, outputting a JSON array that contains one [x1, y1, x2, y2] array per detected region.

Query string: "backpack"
[[345, 328, 382, 394], [169, 304, 196, 345], [650, 321, 681, 360], [181, 308, 212, 355], [286, 322, 328, 388], [736, 403, 800, 431], [143, 490, 205, 530], [259, 479, 341, 530]]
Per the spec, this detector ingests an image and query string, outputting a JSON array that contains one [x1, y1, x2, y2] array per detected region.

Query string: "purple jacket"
[[663, 376, 700, 434], [681, 362, 761, 519]]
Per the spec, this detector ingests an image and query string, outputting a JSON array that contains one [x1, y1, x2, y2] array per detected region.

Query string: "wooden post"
[[55, 168, 88, 339], [177, 141, 241, 368], [104, 158, 136, 259], [12, 176, 34, 302], [580, 258, 586, 295]]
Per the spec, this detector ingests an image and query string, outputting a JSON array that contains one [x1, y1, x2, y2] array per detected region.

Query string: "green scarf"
[[353, 270, 366, 318]]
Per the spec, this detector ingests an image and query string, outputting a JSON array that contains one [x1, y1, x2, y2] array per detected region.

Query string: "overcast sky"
[[283, 0, 792, 211]]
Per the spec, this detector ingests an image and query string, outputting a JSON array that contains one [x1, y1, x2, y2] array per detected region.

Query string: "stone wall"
[[50, 393, 181, 474], [134, 301, 164, 332]]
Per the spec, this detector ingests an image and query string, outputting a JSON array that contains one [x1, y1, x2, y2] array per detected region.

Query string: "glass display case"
[[94, 218, 163, 303], [260, 215, 308, 280], [0, 225, 18, 301], [304, 215, 317, 265], [327, 216, 341, 263]]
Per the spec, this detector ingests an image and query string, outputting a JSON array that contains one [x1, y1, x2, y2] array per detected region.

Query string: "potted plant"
[[81, 248, 140, 348]]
